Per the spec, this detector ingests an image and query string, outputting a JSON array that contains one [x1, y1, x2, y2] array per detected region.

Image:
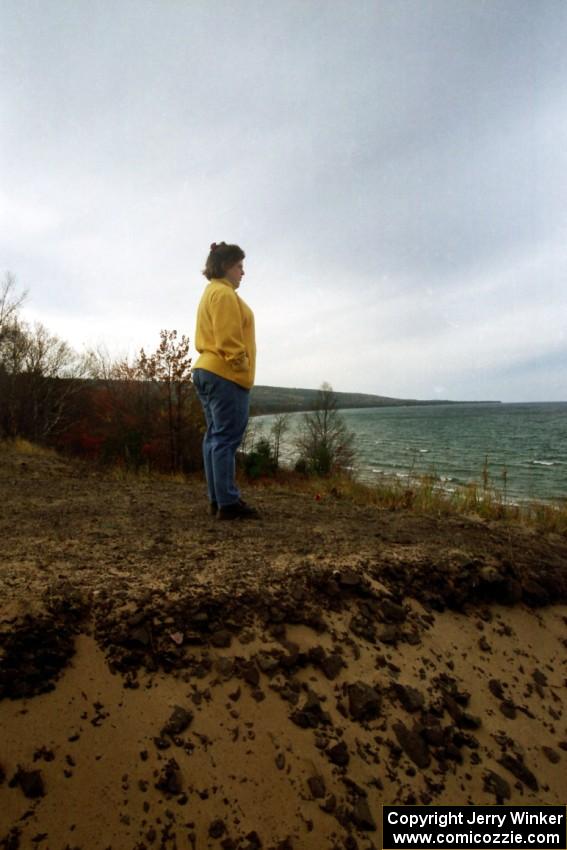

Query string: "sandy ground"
[[1, 443, 566, 850]]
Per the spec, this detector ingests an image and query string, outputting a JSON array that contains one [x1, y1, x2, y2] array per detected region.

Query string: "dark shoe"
[[218, 499, 259, 520], [210, 501, 218, 516]]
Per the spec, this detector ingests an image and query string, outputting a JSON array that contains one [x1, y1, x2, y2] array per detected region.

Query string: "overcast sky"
[[2, 0, 566, 402]]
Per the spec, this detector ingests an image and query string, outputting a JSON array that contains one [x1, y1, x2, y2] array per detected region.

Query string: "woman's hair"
[[202, 242, 245, 280]]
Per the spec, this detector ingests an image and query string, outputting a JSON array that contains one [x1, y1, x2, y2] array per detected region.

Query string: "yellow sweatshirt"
[[194, 278, 256, 389]]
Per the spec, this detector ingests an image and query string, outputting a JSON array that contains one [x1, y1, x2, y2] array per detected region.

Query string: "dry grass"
[[1, 437, 58, 458], [104, 462, 191, 486], [252, 466, 567, 537], [4, 438, 565, 536]]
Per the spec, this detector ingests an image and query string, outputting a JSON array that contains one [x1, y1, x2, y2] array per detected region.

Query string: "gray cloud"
[[1, 0, 566, 400]]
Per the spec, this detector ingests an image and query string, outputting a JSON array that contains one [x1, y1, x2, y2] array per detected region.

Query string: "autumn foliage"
[[58, 331, 204, 472], [1, 275, 204, 473]]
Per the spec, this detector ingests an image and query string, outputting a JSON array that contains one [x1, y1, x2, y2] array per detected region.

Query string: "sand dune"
[[1, 444, 566, 849]]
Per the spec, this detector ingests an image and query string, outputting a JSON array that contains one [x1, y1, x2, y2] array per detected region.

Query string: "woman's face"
[[224, 260, 245, 289]]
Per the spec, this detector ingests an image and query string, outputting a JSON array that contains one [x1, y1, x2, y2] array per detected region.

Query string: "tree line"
[[0, 274, 355, 477]]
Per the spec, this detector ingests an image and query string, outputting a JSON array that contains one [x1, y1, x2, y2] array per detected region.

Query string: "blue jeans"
[[192, 368, 250, 507]]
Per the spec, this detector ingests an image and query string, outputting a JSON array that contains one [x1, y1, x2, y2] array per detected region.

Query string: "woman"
[[192, 241, 258, 519]]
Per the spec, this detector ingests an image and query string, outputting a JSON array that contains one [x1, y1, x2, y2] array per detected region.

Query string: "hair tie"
[[210, 242, 217, 252]]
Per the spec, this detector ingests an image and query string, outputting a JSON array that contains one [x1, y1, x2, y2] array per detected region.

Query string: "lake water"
[[255, 402, 567, 504]]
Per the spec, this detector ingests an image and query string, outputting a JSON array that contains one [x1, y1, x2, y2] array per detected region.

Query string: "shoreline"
[[251, 403, 567, 507]]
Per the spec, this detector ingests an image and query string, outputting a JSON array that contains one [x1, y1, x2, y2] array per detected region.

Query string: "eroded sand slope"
[[1, 445, 566, 850]]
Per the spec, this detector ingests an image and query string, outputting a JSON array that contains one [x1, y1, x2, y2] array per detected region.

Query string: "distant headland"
[[250, 385, 501, 415]]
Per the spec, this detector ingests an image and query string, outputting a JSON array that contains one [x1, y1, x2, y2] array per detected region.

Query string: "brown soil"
[[1, 443, 566, 850]]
